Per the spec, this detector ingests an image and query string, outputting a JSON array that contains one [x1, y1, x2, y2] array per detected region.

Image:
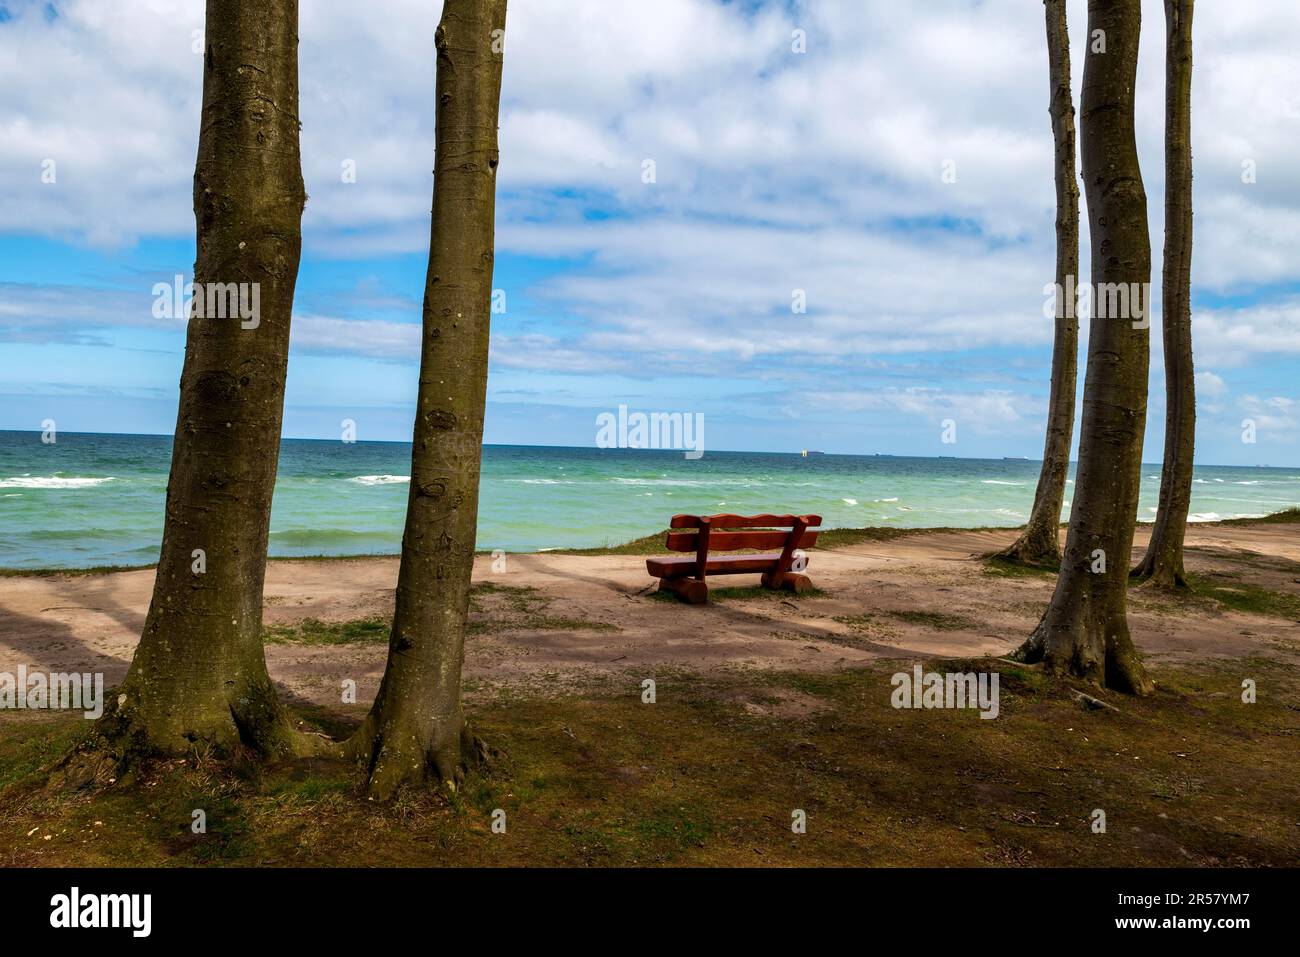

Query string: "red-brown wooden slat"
[[665, 529, 819, 552], [647, 553, 790, 578], [668, 513, 822, 530]]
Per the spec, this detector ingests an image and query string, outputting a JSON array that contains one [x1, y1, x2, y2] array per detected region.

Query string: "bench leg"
[[657, 577, 709, 604], [761, 571, 813, 594]]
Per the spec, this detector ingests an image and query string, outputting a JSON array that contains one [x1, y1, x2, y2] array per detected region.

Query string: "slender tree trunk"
[[1132, 0, 1195, 590], [1014, 0, 1154, 695], [91, 0, 312, 759], [343, 0, 507, 799], [999, 0, 1080, 568]]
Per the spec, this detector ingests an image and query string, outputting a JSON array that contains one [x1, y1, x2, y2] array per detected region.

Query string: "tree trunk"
[[92, 0, 312, 759], [1132, 0, 1195, 590], [343, 0, 507, 799], [999, 0, 1080, 568], [1014, 0, 1154, 695]]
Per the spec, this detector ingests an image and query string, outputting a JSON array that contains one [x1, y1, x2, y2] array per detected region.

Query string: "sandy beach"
[[6, 519, 1298, 710]]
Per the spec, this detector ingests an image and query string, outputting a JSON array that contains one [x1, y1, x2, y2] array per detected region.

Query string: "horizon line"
[[0, 427, 1294, 471]]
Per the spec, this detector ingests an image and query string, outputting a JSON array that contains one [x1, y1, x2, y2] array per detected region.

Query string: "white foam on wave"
[[981, 480, 1024, 486], [349, 475, 410, 485], [876, 497, 899, 503], [842, 498, 858, 505], [0, 476, 114, 489], [1187, 512, 1223, 522], [613, 477, 761, 488]]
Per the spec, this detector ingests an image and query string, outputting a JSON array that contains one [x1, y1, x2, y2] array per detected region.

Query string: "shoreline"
[[3, 507, 1297, 577]]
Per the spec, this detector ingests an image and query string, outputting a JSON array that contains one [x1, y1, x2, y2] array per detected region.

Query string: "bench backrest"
[[664, 514, 822, 553]]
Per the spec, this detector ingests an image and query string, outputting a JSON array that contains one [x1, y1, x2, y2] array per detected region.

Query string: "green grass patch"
[[0, 563, 157, 577], [884, 609, 976, 631], [264, 617, 391, 646], [982, 556, 1058, 579], [832, 612, 878, 629], [0, 716, 89, 791], [1218, 508, 1300, 526], [543, 532, 672, 556], [1187, 574, 1300, 620], [469, 582, 619, 632]]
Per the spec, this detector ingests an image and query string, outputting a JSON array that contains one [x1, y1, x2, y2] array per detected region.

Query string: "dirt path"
[[3, 522, 1298, 709]]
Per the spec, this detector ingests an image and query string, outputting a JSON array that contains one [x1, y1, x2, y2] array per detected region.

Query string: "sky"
[[1, 0, 1298, 465]]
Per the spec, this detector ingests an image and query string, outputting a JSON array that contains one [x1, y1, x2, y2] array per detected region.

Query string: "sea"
[[2, 430, 1298, 570]]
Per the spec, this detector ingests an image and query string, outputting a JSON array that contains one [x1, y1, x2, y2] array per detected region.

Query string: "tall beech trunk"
[[92, 0, 310, 758], [999, 0, 1080, 567], [1014, 0, 1154, 695], [1132, 0, 1195, 590], [343, 0, 507, 799]]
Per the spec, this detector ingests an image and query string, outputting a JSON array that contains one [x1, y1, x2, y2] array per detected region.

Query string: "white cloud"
[[1195, 299, 1300, 366], [2, 0, 1299, 386], [1239, 394, 1299, 445], [1195, 370, 1228, 398], [796, 386, 1030, 436]]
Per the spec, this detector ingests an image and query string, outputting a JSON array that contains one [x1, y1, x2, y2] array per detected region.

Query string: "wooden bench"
[[645, 513, 822, 604]]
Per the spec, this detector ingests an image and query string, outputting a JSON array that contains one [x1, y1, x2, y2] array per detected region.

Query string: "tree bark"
[[90, 0, 312, 759], [999, 0, 1080, 568], [1132, 0, 1195, 590], [1014, 0, 1154, 695], [343, 0, 507, 799]]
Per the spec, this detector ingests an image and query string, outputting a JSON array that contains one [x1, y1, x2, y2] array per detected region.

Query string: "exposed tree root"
[[994, 524, 1063, 569], [1013, 615, 1154, 696], [342, 714, 496, 802], [1130, 550, 1191, 591]]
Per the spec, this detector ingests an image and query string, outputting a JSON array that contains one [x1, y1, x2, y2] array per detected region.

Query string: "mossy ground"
[[261, 584, 619, 646], [3, 655, 1295, 867]]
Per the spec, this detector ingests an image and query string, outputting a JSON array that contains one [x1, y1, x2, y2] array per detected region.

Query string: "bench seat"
[[646, 552, 786, 579]]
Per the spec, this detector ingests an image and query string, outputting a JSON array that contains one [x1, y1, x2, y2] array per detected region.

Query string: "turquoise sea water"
[[2, 430, 1298, 570]]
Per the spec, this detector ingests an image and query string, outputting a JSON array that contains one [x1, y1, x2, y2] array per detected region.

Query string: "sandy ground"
[[3, 522, 1298, 710]]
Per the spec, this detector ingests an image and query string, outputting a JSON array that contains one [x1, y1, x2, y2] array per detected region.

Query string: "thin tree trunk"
[[343, 0, 507, 799], [1014, 0, 1154, 695], [90, 0, 312, 759], [1132, 0, 1195, 590], [999, 0, 1080, 568]]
